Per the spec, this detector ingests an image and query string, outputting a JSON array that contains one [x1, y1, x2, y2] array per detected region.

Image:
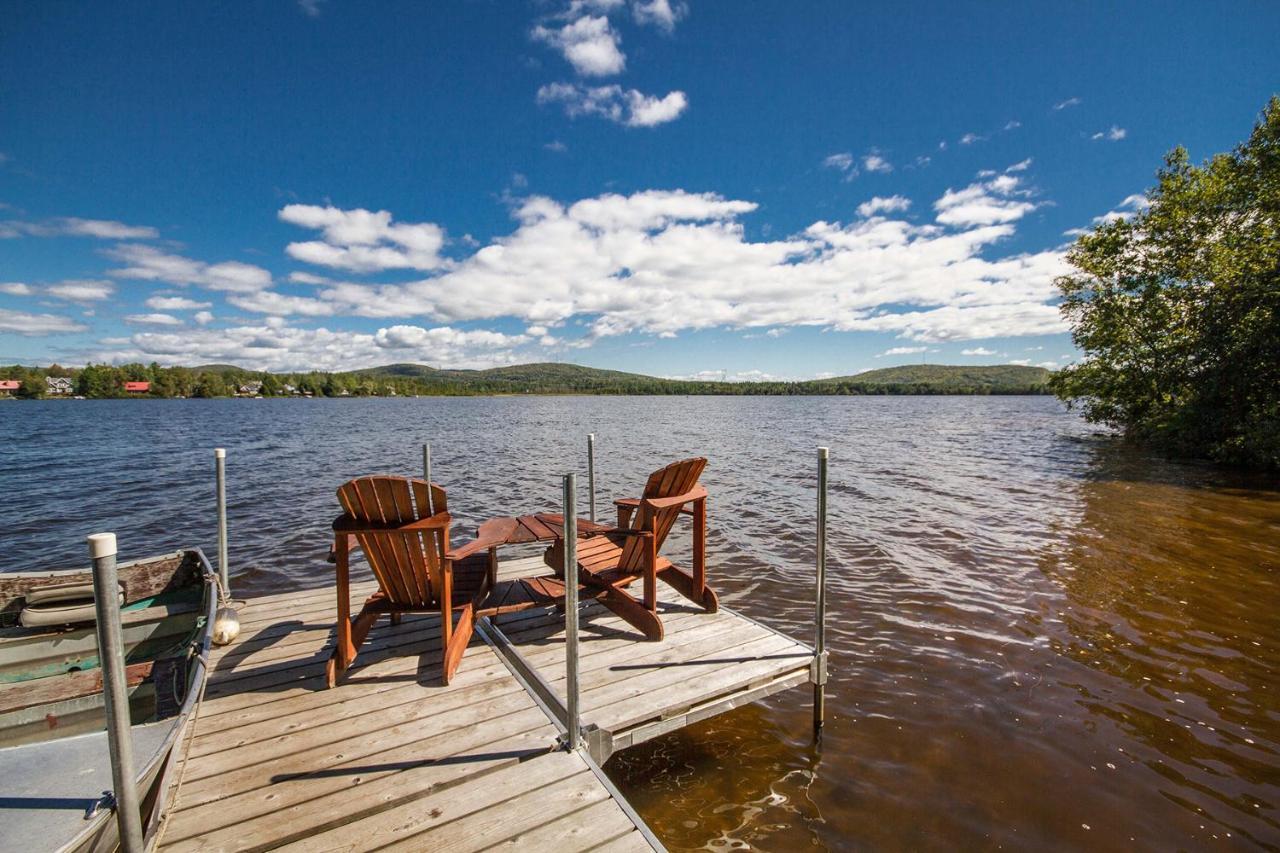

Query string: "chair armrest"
[[446, 533, 506, 561], [641, 485, 708, 511], [333, 511, 452, 534], [614, 497, 640, 509]]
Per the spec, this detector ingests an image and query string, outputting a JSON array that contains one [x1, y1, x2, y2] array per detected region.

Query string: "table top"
[[477, 513, 614, 546]]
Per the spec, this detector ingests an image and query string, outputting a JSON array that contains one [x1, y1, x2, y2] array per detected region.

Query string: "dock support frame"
[[562, 472, 581, 752]]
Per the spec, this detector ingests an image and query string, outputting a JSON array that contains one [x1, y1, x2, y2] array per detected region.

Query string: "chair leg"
[[595, 587, 664, 641], [442, 603, 475, 685], [390, 613, 402, 626], [658, 565, 719, 613], [327, 605, 381, 687]]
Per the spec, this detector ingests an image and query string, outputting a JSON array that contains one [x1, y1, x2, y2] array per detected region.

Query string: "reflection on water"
[[2, 396, 1277, 849]]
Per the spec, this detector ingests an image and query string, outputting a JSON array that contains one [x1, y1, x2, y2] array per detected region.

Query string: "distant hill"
[[807, 364, 1052, 392]]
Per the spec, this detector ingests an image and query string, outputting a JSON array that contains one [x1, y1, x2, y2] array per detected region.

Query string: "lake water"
[[2, 396, 1278, 850]]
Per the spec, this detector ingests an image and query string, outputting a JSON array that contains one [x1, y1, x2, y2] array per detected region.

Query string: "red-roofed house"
[[124, 381, 151, 394], [0, 380, 19, 397]]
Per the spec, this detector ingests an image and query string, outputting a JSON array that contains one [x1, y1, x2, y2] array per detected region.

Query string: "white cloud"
[[0, 217, 158, 240], [297, 0, 324, 15], [823, 152, 857, 179], [1054, 97, 1082, 110], [1010, 358, 1031, 365], [959, 133, 985, 146], [48, 279, 115, 302], [193, 310, 214, 326], [1091, 125, 1127, 141], [544, 140, 569, 153], [288, 271, 332, 285], [279, 205, 448, 273], [0, 282, 33, 296], [857, 195, 911, 217], [1003, 120, 1021, 131], [877, 346, 927, 357], [533, 15, 626, 76], [961, 346, 997, 356], [862, 153, 892, 173], [1006, 158, 1032, 172], [145, 295, 210, 311], [124, 313, 183, 326], [934, 174, 1038, 227], [226, 290, 335, 317], [298, 185, 1066, 344], [536, 83, 688, 127], [0, 308, 87, 335], [1087, 192, 1150, 226], [632, 0, 685, 30], [93, 323, 534, 372], [107, 244, 272, 292]]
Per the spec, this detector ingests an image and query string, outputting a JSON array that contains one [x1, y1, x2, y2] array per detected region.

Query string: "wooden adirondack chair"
[[545, 457, 718, 641], [328, 476, 494, 687]]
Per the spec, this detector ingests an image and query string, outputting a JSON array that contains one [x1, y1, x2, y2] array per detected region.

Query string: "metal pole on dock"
[[813, 447, 829, 740], [215, 448, 228, 594], [88, 532, 145, 853], [586, 433, 596, 524], [562, 473, 581, 751], [423, 443, 434, 515]]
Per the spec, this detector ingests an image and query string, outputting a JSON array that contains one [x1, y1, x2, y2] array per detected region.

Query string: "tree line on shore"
[[0, 362, 1053, 398]]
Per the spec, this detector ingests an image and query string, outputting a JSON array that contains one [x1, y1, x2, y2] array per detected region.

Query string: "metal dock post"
[[215, 448, 228, 593], [88, 532, 145, 853], [813, 447, 830, 739], [586, 433, 597, 523], [563, 473, 581, 751]]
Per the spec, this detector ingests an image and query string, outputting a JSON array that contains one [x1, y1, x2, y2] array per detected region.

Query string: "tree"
[[1052, 97, 1280, 469]]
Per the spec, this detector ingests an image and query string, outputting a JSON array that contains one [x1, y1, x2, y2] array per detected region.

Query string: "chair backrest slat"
[[337, 475, 446, 607], [618, 457, 706, 571]]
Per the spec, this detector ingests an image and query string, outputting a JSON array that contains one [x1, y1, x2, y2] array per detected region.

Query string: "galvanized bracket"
[[85, 790, 115, 820], [809, 650, 829, 686], [584, 723, 614, 765]]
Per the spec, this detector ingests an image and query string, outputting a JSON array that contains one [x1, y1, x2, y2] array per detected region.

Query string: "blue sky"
[[1, 1, 1277, 379]]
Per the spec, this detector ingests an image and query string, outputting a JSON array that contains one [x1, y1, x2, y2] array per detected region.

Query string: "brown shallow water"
[[3, 396, 1278, 849]]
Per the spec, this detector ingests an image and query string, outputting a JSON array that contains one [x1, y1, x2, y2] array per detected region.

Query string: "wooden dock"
[[159, 556, 815, 852]]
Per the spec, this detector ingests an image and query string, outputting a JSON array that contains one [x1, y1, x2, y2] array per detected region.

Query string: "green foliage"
[[1, 361, 1053, 399], [1052, 97, 1280, 469]]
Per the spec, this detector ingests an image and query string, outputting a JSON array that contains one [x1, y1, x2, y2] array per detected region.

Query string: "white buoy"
[[212, 605, 240, 645]]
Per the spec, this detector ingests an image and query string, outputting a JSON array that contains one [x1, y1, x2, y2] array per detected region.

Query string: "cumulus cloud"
[[877, 346, 927, 357], [632, 0, 685, 30], [47, 279, 115, 302], [193, 310, 214, 325], [536, 83, 687, 127], [297, 185, 1066, 344], [533, 15, 626, 76], [0, 282, 33, 296], [93, 323, 534, 372], [0, 308, 88, 335], [862, 153, 892, 173], [857, 195, 911, 217], [961, 346, 997, 356], [1091, 125, 1127, 141], [279, 205, 448, 273], [1006, 158, 1032, 172], [107, 244, 272, 292], [227, 290, 335, 317], [124, 313, 183, 326], [933, 174, 1038, 227], [0, 217, 158, 240], [1066, 192, 1151, 235], [145, 295, 212, 311]]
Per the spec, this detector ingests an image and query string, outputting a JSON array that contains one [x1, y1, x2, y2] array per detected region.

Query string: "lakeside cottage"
[[124, 381, 150, 394], [0, 380, 19, 397], [45, 377, 73, 396], [237, 381, 263, 397]]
